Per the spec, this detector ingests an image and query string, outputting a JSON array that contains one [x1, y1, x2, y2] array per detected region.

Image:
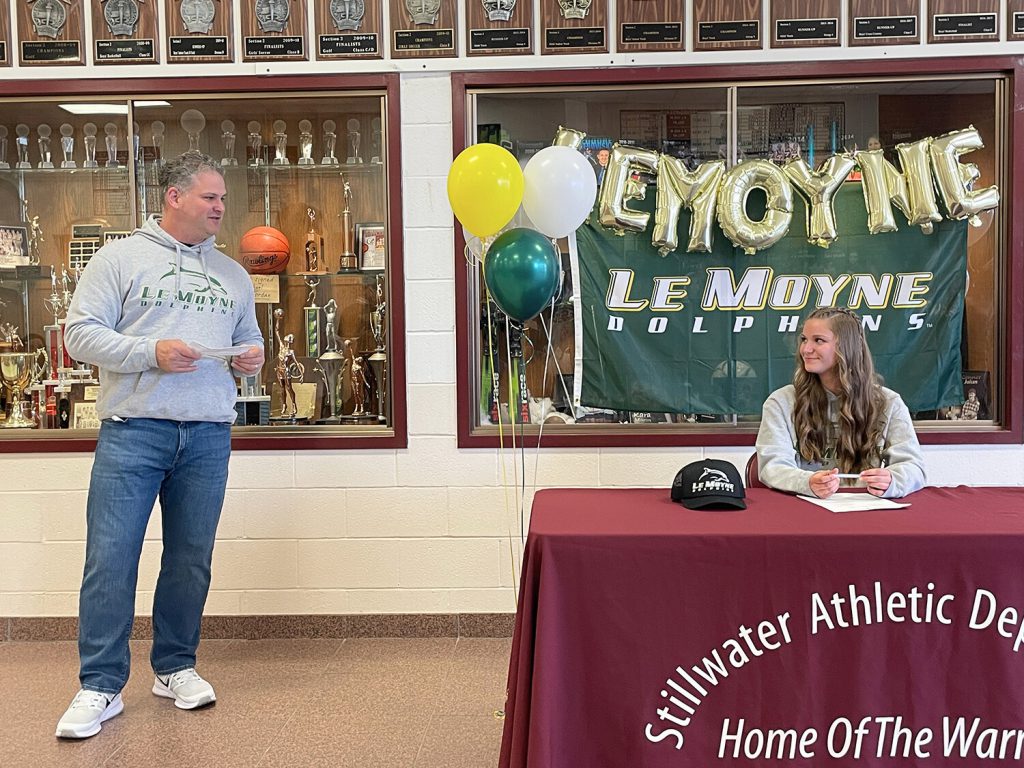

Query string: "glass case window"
[[0, 80, 402, 449], [460, 69, 1008, 444]]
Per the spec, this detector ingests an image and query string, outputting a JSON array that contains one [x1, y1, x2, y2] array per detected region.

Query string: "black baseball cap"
[[671, 459, 746, 510]]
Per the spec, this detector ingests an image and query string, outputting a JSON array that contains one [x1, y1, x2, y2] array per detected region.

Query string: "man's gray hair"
[[158, 150, 224, 196]]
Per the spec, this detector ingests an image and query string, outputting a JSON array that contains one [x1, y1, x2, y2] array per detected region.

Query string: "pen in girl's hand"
[[835, 474, 862, 479]]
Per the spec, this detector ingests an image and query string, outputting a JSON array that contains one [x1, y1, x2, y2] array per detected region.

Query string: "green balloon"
[[484, 228, 561, 322]]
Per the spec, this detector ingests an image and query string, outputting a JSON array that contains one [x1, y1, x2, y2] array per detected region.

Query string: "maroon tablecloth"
[[499, 487, 1024, 768]]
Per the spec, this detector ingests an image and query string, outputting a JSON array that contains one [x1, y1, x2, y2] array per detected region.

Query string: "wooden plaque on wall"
[[240, 0, 309, 62], [92, 0, 161, 64], [390, 0, 457, 58], [0, 8, 10, 66], [617, 0, 684, 52], [466, 0, 534, 56], [166, 0, 234, 63], [771, 0, 840, 48], [927, 0, 997, 44], [315, 0, 383, 58], [849, 0, 919, 47], [541, 0, 609, 55], [693, 0, 761, 51], [1010, 0, 1024, 40], [17, 0, 86, 66]]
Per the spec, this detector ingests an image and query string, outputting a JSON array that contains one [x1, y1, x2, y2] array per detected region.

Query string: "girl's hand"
[[860, 467, 892, 497], [809, 468, 840, 499]]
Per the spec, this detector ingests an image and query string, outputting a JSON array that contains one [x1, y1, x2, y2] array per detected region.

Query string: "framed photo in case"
[[356, 222, 386, 271]]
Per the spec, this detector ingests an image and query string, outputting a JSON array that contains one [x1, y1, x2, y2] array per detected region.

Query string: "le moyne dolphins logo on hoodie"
[[139, 261, 235, 313]]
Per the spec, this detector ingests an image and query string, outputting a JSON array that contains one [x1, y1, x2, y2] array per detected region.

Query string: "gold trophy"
[[0, 350, 45, 428], [338, 175, 358, 272], [299, 207, 327, 275]]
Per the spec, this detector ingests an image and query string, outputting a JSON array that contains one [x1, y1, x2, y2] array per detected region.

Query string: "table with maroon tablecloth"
[[499, 487, 1024, 768]]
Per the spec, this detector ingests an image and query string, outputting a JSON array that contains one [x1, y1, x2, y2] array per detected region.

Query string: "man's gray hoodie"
[[65, 215, 263, 423]]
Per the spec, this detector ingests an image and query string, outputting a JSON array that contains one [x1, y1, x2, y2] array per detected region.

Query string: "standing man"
[[57, 151, 264, 739]]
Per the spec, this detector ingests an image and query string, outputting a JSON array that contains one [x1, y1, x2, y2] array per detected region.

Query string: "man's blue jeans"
[[78, 418, 231, 694]]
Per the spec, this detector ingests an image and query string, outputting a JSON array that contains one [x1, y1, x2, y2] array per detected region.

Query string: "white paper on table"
[[798, 494, 911, 513], [190, 343, 253, 360]]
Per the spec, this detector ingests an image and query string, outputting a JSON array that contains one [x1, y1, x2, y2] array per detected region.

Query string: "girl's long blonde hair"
[[793, 307, 885, 472]]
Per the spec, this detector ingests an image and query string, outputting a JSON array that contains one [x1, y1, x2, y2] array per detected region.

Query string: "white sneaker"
[[55, 690, 124, 739], [152, 668, 216, 710]]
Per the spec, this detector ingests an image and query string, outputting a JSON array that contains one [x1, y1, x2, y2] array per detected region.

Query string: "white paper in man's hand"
[[190, 343, 254, 360]]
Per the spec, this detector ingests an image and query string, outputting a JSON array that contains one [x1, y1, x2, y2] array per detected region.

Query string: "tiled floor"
[[1, 637, 510, 767]]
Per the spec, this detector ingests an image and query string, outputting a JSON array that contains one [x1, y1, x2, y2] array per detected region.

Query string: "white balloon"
[[522, 146, 598, 239]]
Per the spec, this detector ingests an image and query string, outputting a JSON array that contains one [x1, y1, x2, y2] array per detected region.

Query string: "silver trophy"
[[314, 298, 344, 423], [180, 109, 206, 151], [28, 216, 43, 266], [405, 0, 441, 25], [321, 120, 338, 165], [346, 118, 362, 164], [0, 126, 8, 169], [104, 0, 141, 36], [370, 117, 382, 164], [330, 0, 365, 30], [558, 0, 591, 19], [181, 0, 216, 34], [83, 123, 99, 168], [132, 122, 142, 163], [247, 120, 264, 166], [272, 120, 289, 165], [368, 273, 387, 422], [103, 123, 119, 167], [483, 0, 516, 21], [37, 124, 54, 168], [15, 124, 30, 169], [298, 120, 314, 166], [255, 0, 291, 32], [151, 120, 165, 164], [220, 120, 237, 166], [59, 124, 76, 168], [31, 0, 70, 37]]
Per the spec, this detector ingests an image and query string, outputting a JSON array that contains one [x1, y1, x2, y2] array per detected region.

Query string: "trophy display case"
[[454, 60, 1014, 448], [0, 75, 405, 451]]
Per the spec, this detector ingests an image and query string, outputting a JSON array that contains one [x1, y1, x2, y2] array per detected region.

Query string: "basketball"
[[239, 226, 290, 274]]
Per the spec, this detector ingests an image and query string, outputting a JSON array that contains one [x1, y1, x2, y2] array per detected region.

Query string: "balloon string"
[[485, 285, 520, 608], [504, 316, 525, 589]]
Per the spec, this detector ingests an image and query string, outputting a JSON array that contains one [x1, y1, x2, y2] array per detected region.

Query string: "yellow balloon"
[[447, 143, 525, 238]]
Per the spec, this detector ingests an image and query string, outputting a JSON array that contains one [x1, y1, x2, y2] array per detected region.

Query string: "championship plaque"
[[240, 0, 309, 61], [541, 0, 609, 54], [771, 0, 840, 48], [467, 0, 533, 56], [616, 0, 683, 52], [390, 0, 457, 59], [17, 0, 86, 66], [849, 0, 919, 47], [927, 0, 997, 44], [693, 0, 761, 51], [1010, 0, 1024, 40], [315, 0, 383, 59], [166, 0, 234, 63], [93, 0, 160, 64], [0, 8, 11, 66]]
